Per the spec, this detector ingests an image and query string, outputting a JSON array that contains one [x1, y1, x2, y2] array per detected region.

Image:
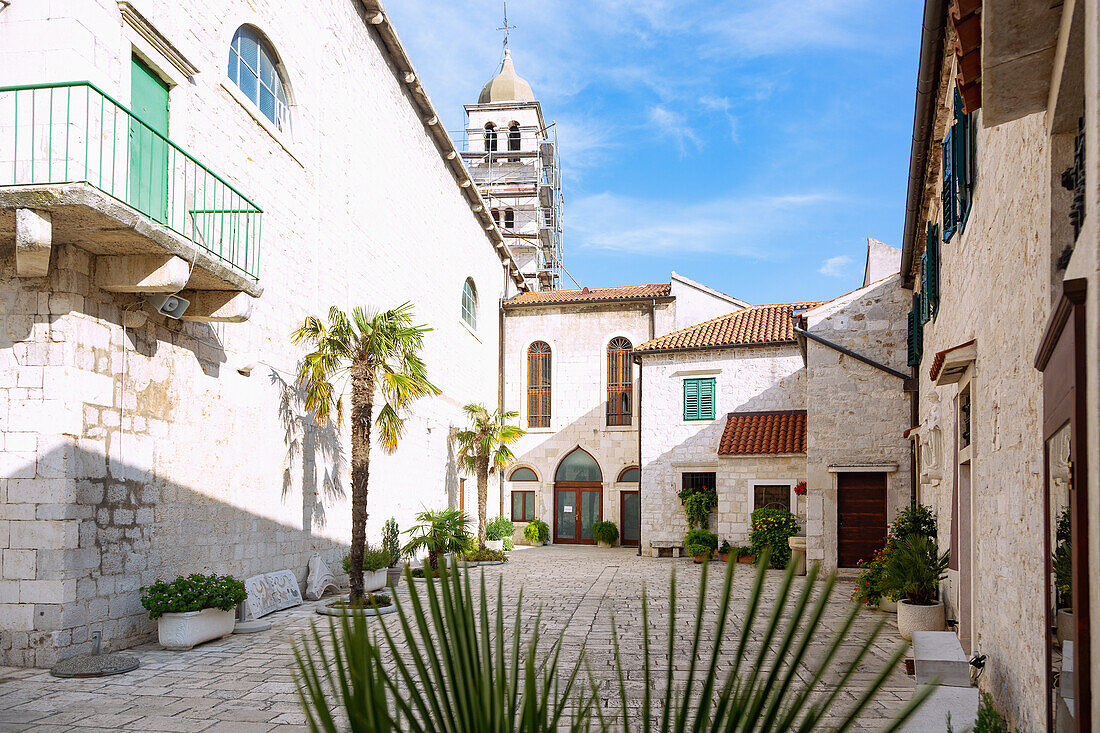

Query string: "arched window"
[[527, 341, 551, 428], [508, 122, 521, 161], [555, 447, 602, 482], [228, 25, 290, 131], [618, 467, 640, 482], [607, 337, 633, 426], [491, 209, 501, 225], [509, 467, 538, 481], [484, 122, 498, 153], [504, 208, 515, 229], [461, 278, 477, 329]]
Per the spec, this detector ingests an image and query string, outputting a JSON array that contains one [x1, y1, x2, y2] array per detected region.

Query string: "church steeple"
[[478, 49, 535, 104]]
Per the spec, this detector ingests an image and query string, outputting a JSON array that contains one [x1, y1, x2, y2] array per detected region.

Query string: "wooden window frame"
[[606, 337, 633, 426], [511, 490, 535, 522], [753, 484, 791, 513], [527, 341, 551, 428]]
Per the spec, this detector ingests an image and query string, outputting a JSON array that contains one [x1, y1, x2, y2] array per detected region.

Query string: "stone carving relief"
[[304, 554, 339, 600]]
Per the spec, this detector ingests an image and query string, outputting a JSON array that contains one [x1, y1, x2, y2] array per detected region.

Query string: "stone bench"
[[913, 631, 971, 687], [901, 685, 978, 732]]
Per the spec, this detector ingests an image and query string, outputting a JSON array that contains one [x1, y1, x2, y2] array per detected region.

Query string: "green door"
[[129, 55, 169, 222]]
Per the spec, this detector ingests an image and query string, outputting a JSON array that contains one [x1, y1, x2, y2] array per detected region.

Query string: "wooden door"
[[620, 491, 640, 547], [554, 483, 601, 544], [129, 55, 169, 222], [836, 472, 887, 568]]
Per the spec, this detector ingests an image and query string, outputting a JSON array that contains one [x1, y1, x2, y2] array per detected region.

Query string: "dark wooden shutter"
[[926, 223, 940, 321], [907, 292, 923, 367], [942, 127, 957, 241]]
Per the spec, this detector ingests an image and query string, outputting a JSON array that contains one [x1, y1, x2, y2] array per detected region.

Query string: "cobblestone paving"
[[0, 546, 915, 732]]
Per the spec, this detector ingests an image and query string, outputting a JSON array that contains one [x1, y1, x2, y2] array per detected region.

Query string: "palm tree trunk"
[[477, 456, 489, 545], [348, 368, 373, 601]]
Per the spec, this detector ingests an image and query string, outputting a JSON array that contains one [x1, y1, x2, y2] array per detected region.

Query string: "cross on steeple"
[[496, 1, 516, 51]]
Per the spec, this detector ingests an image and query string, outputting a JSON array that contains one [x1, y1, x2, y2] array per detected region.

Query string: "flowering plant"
[[793, 481, 807, 496], [141, 573, 247, 619], [750, 508, 800, 569]]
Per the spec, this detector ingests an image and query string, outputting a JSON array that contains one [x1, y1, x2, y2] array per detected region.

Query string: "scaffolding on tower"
[[452, 124, 565, 291]]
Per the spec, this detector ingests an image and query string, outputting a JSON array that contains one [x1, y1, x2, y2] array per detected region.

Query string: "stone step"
[[902, 685, 979, 732], [912, 631, 971, 687]]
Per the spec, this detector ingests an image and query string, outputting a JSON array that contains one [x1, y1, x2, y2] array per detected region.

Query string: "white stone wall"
[[912, 109, 1051, 730], [669, 272, 748, 330], [802, 275, 912, 571], [0, 0, 509, 665], [638, 345, 806, 553]]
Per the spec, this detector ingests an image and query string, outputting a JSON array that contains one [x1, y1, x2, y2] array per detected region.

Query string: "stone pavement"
[[0, 546, 916, 732]]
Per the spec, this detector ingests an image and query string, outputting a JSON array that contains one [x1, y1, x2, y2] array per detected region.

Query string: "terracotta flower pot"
[[719, 552, 729, 563], [737, 555, 754, 564], [693, 555, 709, 564]]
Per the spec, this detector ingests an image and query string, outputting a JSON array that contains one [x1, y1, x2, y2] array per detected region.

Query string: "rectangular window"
[[682, 472, 716, 497], [753, 485, 790, 512], [511, 491, 535, 522], [683, 378, 716, 421]]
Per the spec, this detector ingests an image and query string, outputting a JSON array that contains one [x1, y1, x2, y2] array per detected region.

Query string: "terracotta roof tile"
[[503, 283, 671, 307], [717, 410, 807, 456], [636, 301, 827, 352]]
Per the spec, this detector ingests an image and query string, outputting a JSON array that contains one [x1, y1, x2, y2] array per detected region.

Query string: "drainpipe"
[[498, 296, 506, 518], [636, 298, 656, 557]]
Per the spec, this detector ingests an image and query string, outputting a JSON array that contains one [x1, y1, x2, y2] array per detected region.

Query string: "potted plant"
[[736, 546, 755, 564], [485, 516, 515, 552], [403, 507, 473, 573], [592, 521, 619, 548], [685, 528, 718, 563], [718, 540, 733, 563], [523, 519, 550, 546], [141, 573, 247, 651], [750, 508, 801, 569], [1052, 507, 1073, 644], [343, 544, 391, 593], [461, 547, 508, 565], [382, 518, 406, 584], [882, 533, 950, 640]]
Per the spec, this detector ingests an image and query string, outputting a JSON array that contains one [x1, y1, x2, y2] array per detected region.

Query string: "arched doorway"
[[554, 448, 603, 544]]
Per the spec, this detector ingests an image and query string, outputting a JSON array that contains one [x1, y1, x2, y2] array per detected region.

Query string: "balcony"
[[0, 82, 261, 321]]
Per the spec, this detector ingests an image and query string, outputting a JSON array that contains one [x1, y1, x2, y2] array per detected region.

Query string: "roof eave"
[[635, 339, 798, 358], [504, 295, 675, 309]]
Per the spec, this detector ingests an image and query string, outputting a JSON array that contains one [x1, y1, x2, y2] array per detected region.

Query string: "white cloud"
[[647, 106, 702, 155], [570, 191, 836, 256], [818, 255, 854, 277]]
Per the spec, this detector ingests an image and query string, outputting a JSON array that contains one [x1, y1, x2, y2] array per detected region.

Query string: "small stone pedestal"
[[788, 535, 807, 576]]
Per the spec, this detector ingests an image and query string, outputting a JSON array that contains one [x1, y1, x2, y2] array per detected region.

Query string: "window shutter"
[[953, 89, 973, 228], [906, 292, 923, 367], [919, 251, 930, 325], [683, 380, 699, 420], [699, 379, 715, 420], [926, 222, 940, 320], [942, 128, 956, 241]]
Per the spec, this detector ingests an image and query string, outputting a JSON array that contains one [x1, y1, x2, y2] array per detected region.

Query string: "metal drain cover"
[[50, 651, 139, 678]]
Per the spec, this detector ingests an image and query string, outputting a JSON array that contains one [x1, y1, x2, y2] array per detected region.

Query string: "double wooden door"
[[554, 482, 601, 544], [836, 472, 887, 568]]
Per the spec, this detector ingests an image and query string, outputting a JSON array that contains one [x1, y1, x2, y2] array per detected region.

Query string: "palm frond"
[[374, 403, 405, 454]]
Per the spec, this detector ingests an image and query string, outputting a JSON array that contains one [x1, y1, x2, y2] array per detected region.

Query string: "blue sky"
[[385, 1, 924, 304]]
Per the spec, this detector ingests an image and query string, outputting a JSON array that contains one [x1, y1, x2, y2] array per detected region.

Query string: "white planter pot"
[[157, 608, 236, 651], [597, 540, 613, 548], [1057, 609, 1075, 645], [363, 569, 388, 593], [879, 597, 898, 613], [896, 600, 945, 640], [485, 540, 505, 552]]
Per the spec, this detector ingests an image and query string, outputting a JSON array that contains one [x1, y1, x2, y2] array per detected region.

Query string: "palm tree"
[[454, 404, 525, 545], [292, 303, 440, 600]]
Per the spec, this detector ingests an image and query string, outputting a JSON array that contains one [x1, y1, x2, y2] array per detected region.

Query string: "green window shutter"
[[906, 307, 917, 367], [919, 251, 930, 325], [906, 292, 924, 367], [683, 379, 699, 420], [954, 88, 973, 228], [699, 378, 716, 420], [926, 223, 940, 320], [942, 127, 956, 242]]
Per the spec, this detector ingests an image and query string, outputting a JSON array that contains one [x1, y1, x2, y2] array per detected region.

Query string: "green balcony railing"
[[0, 81, 261, 281]]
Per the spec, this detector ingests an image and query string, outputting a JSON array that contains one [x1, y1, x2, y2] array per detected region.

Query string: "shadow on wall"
[[271, 368, 347, 534], [0, 444, 350, 668]]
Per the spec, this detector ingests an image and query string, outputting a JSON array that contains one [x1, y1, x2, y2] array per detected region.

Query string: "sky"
[[385, 0, 924, 304]]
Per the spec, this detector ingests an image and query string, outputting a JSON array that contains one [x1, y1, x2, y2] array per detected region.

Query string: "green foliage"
[[684, 528, 718, 558], [294, 553, 931, 731], [718, 540, 733, 555], [854, 504, 939, 605], [486, 516, 515, 542], [462, 548, 508, 563], [524, 519, 550, 544], [592, 521, 619, 545], [881, 533, 949, 605], [1053, 506, 1073, 609], [382, 518, 401, 568], [141, 574, 247, 620], [948, 693, 1009, 733], [329, 594, 393, 611], [891, 503, 938, 540], [344, 545, 392, 574], [679, 484, 717, 529], [852, 548, 891, 606], [454, 404, 525, 542], [750, 508, 801, 569], [503, 537, 514, 551], [403, 508, 473, 570], [736, 546, 753, 559]]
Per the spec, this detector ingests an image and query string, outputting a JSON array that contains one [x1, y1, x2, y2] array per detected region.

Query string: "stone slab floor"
[[0, 546, 916, 732]]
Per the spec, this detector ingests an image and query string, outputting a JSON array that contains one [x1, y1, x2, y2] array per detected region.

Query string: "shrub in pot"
[[592, 520, 619, 548], [750, 508, 801, 569], [403, 507, 473, 571], [523, 519, 550, 546], [141, 573, 247, 650], [344, 544, 392, 592], [736, 546, 754, 564], [485, 516, 515, 552], [382, 517, 406, 582], [882, 533, 950, 640], [685, 528, 718, 563], [718, 540, 733, 562], [1052, 507, 1074, 643]]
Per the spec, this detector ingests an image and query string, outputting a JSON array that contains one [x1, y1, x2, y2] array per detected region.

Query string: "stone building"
[[499, 276, 745, 546], [0, 0, 523, 666], [899, 0, 1099, 728]]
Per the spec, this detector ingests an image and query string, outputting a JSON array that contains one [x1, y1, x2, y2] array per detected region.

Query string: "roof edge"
[[670, 271, 750, 307]]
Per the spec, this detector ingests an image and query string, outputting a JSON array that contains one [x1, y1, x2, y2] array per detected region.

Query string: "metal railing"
[[0, 82, 262, 281]]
